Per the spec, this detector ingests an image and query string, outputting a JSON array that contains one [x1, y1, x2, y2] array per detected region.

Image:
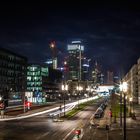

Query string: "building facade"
[[137, 58, 140, 104], [27, 65, 48, 92], [0, 48, 27, 106], [26, 65, 62, 103], [67, 40, 84, 81], [123, 58, 140, 104], [107, 71, 114, 84], [92, 62, 104, 86], [26, 65, 49, 103], [82, 58, 91, 81]]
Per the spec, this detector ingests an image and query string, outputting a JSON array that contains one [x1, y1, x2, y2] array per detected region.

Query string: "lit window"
[[27, 76, 31, 81]]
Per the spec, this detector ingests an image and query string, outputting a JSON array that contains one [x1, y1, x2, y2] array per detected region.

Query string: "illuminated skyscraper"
[[67, 41, 84, 80]]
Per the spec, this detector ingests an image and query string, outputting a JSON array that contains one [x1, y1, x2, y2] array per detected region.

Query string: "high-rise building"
[[107, 71, 114, 84], [45, 58, 57, 70], [82, 58, 91, 81], [67, 40, 84, 81], [0, 48, 27, 106], [92, 61, 103, 85]]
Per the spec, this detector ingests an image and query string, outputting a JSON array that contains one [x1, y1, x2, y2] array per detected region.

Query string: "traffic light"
[[75, 129, 81, 135], [25, 101, 31, 110]]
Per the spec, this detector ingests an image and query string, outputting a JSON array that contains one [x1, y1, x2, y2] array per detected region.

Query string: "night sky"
[[0, 1, 140, 78]]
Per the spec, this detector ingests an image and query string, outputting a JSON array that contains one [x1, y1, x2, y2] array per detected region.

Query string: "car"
[[100, 103, 106, 110], [94, 109, 103, 118]]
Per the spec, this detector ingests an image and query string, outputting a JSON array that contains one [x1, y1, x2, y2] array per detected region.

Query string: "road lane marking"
[[36, 132, 50, 140], [63, 128, 75, 140]]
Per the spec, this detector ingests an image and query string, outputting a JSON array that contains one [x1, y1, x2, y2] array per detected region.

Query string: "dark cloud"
[[0, 2, 140, 77]]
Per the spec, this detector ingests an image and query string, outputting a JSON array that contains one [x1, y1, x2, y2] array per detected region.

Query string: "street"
[[0, 100, 99, 140]]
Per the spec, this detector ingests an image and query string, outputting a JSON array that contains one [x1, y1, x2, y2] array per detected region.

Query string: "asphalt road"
[[0, 100, 102, 140]]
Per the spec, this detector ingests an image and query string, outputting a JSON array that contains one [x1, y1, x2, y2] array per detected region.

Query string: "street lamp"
[[0, 96, 2, 101], [119, 83, 123, 127], [129, 97, 133, 116], [61, 83, 68, 117], [120, 81, 128, 140]]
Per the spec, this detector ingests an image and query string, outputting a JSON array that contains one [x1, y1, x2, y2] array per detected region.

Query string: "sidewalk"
[[101, 104, 140, 129], [87, 104, 140, 140]]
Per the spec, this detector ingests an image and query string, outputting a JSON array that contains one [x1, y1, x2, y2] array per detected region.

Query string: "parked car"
[[100, 103, 106, 110], [94, 108, 103, 118]]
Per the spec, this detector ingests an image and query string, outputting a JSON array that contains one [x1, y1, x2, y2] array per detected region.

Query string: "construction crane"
[[49, 41, 57, 69], [49, 41, 57, 58]]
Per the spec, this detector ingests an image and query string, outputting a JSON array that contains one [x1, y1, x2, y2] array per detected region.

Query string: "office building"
[[92, 61, 103, 86], [26, 65, 62, 103], [0, 48, 27, 106], [107, 71, 114, 84], [67, 40, 84, 80], [123, 58, 140, 104]]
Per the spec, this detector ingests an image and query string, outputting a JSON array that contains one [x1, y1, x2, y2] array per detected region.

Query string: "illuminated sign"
[[71, 41, 81, 43], [83, 64, 89, 67], [67, 45, 84, 51]]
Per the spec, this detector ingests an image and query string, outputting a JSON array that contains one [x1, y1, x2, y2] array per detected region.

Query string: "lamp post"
[[120, 82, 128, 140], [0, 96, 2, 101], [61, 83, 68, 117], [129, 97, 133, 116], [79, 45, 82, 81], [119, 83, 123, 127]]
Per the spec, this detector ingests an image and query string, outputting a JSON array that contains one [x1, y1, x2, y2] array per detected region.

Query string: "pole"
[[120, 91, 122, 127], [129, 100, 131, 116], [78, 91, 79, 109], [79, 45, 81, 81], [64, 92, 65, 117], [123, 93, 126, 140], [24, 96, 25, 113], [107, 130, 109, 140]]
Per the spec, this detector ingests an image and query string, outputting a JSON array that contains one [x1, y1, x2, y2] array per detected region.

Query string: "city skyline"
[[0, 2, 140, 77]]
